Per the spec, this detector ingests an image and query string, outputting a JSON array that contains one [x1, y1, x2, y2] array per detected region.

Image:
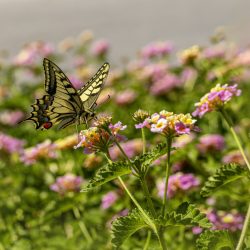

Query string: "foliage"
[[200, 164, 249, 197]]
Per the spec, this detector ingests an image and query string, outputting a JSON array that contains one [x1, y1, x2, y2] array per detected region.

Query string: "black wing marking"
[[78, 62, 109, 110]]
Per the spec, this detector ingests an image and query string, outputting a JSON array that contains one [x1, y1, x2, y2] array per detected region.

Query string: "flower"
[[13, 41, 54, 66], [91, 39, 109, 56], [101, 191, 118, 209], [222, 150, 245, 166], [109, 139, 143, 160], [0, 110, 24, 126], [50, 174, 83, 194], [197, 134, 225, 154], [157, 172, 200, 198], [207, 209, 244, 231], [74, 121, 127, 154], [0, 133, 25, 154], [54, 134, 78, 150], [193, 83, 241, 118], [68, 75, 84, 89], [21, 140, 57, 165], [179, 45, 200, 65], [149, 73, 181, 96], [140, 41, 173, 59], [137, 110, 197, 138], [114, 90, 137, 106], [133, 109, 150, 125]]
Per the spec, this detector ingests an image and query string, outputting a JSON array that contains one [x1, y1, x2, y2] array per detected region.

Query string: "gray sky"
[[1, 0, 250, 62]]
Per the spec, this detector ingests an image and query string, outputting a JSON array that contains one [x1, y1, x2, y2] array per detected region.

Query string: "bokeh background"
[[1, 1, 250, 250], [1, 0, 250, 62]]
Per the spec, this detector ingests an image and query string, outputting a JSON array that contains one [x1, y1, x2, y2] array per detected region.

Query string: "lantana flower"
[[20, 140, 57, 165], [74, 116, 127, 154], [157, 172, 200, 198], [193, 83, 241, 118], [193, 209, 244, 234], [197, 134, 225, 154], [135, 110, 197, 137], [50, 174, 83, 194], [0, 133, 25, 154], [101, 191, 118, 209]]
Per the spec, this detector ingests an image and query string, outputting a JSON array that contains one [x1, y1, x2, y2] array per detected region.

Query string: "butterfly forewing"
[[78, 62, 110, 110]]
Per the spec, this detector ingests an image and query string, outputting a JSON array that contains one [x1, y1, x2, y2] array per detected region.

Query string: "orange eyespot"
[[43, 122, 52, 129]]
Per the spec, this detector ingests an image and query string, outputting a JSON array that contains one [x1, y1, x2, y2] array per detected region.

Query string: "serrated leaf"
[[82, 161, 131, 191], [132, 143, 167, 170], [156, 202, 212, 229], [111, 209, 149, 249], [200, 164, 248, 197], [196, 230, 234, 250]]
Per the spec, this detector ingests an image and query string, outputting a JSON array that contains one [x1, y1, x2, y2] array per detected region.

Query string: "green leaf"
[[156, 202, 212, 229], [111, 209, 149, 249], [132, 143, 167, 171], [82, 161, 131, 191], [200, 164, 248, 197], [196, 230, 234, 250]]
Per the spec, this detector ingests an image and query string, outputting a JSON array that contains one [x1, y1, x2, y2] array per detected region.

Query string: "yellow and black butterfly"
[[22, 58, 109, 130]]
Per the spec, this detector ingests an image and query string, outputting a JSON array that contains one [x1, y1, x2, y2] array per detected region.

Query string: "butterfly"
[[22, 58, 110, 130]]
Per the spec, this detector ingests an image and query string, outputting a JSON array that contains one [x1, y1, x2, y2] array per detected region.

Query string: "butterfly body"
[[23, 58, 109, 130]]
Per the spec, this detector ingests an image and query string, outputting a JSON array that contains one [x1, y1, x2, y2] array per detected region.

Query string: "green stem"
[[117, 176, 157, 233], [104, 152, 157, 232], [141, 128, 146, 154], [220, 109, 250, 249], [161, 137, 172, 217], [72, 207, 92, 244], [140, 177, 157, 218], [220, 109, 250, 171], [143, 230, 152, 250], [236, 203, 250, 250]]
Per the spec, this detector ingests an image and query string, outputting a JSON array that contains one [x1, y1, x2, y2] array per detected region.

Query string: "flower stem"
[[141, 128, 146, 154], [161, 137, 172, 217], [220, 109, 250, 171], [236, 202, 250, 250], [140, 177, 157, 218], [220, 109, 250, 249], [117, 176, 157, 233], [72, 207, 92, 244], [143, 230, 152, 250]]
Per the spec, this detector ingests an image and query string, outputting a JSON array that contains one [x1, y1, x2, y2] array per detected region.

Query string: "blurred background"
[[1, 1, 250, 249], [1, 0, 250, 63]]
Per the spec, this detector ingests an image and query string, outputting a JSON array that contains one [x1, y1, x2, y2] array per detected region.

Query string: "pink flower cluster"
[[114, 90, 137, 106], [101, 191, 118, 209], [0, 133, 25, 154], [149, 72, 181, 96], [193, 84, 241, 118], [20, 140, 57, 165], [193, 209, 244, 234], [197, 134, 225, 154], [74, 121, 127, 154], [222, 150, 245, 166], [50, 174, 83, 194], [0, 110, 24, 126], [91, 39, 109, 56], [157, 172, 200, 198], [135, 110, 197, 137], [140, 41, 173, 59], [109, 138, 143, 160], [13, 41, 54, 66]]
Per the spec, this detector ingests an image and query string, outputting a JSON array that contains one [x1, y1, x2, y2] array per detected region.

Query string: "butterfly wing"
[[78, 62, 110, 111]]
